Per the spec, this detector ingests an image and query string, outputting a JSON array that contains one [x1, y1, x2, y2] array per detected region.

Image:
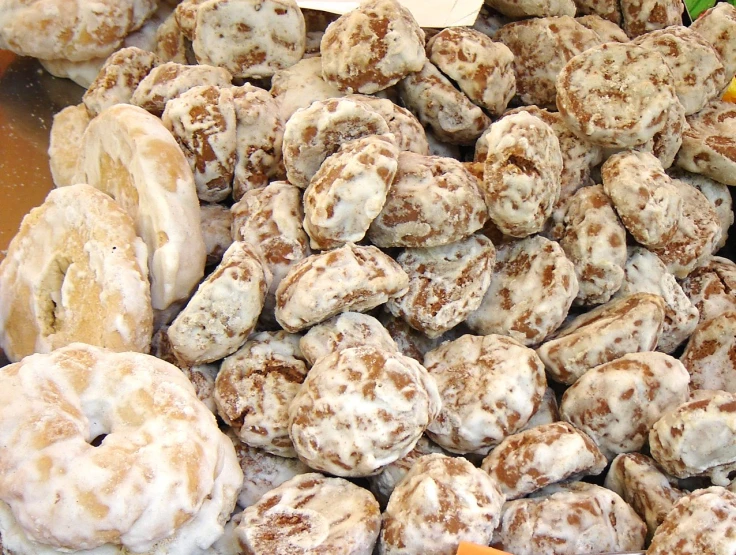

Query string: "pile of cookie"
[[1, 0, 736, 553]]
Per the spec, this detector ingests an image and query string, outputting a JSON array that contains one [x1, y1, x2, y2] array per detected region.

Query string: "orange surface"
[[723, 76, 736, 103], [456, 542, 513, 555]]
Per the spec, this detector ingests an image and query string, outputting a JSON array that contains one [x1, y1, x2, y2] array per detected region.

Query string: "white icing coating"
[[270, 57, 344, 122], [681, 311, 736, 393], [691, 2, 736, 80], [681, 256, 736, 326], [0, 344, 242, 553], [48, 104, 91, 187], [74, 103, 206, 312]]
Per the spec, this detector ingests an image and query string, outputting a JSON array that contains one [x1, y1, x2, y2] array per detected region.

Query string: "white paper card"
[[296, 0, 484, 27]]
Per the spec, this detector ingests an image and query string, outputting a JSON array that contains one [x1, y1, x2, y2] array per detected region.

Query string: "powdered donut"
[[670, 168, 734, 252], [269, 57, 344, 122], [647, 487, 736, 554], [0, 343, 242, 553], [691, 3, 736, 81], [426, 27, 515, 115], [199, 203, 233, 267], [485, 0, 575, 18], [299, 311, 398, 366], [424, 334, 547, 454], [466, 236, 578, 346], [386, 234, 496, 339], [650, 390, 736, 485], [615, 247, 698, 353], [303, 134, 398, 250], [238, 473, 381, 554], [605, 452, 684, 540], [537, 292, 666, 384], [368, 152, 488, 248], [289, 345, 441, 476], [494, 482, 646, 555], [74, 103, 206, 312], [167, 242, 271, 366], [481, 422, 607, 499], [651, 178, 722, 279], [558, 185, 627, 306], [576, 14, 629, 42], [215, 331, 308, 458], [231, 181, 310, 325], [320, 0, 425, 94], [366, 436, 447, 505], [397, 60, 491, 145], [681, 257, 736, 325], [560, 352, 690, 459], [482, 111, 563, 237], [632, 26, 726, 115], [556, 42, 679, 148], [0, 0, 157, 62], [380, 454, 505, 555], [192, 0, 305, 79], [0, 185, 152, 362], [275, 243, 408, 333], [162, 85, 237, 203], [621, 0, 683, 37], [281, 97, 390, 189], [681, 311, 736, 392], [83, 47, 159, 117], [347, 94, 429, 155], [602, 150, 682, 248], [130, 62, 233, 116], [676, 100, 736, 186], [227, 431, 310, 509], [230, 84, 284, 200], [48, 104, 91, 188], [495, 17, 601, 108]]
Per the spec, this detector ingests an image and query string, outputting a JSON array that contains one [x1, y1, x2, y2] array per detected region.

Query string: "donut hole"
[[37, 256, 71, 336]]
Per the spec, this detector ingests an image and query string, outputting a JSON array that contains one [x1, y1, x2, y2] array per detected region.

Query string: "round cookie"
[[386, 234, 496, 339], [495, 16, 601, 108], [397, 60, 491, 145], [536, 292, 666, 384], [676, 100, 736, 186], [481, 422, 607, 499], [0, 0, 157, 62], [155, 8, 188, 63], [275, 243, 409, 333], [601, 150, 682, 248], [605, 453, 685, 540], [558, 185, 627, 306], [681, 311, 736, 393], [494, 482, 646, 555], [573, 0, 622, 26], [74, 103, 206, 312], [215, 331, 308, 458], [620, 0, 683, 37], [426, 27, 515, 115], [650, 178, 722, 279], [575, 14, 629, 42], [281, 97, 390, 189], [192, 0, 305, 79], [48, 104, 91, 188], [288, 345, 441, 476], [647, 487, 736, 555], [238, 473, 381, 554], [167, 242, 271, 366], [174, 0, 208, 40], [424, 334, 547, 454], [299, 312, 398, 367], [82, 47, 159, 117], [380, 454, 505, 555], [320, 0, 426, 94], [368, 152, 488, 248], [691, 3, 736, 80], [482, 111, 563, 238], [466, 236, 578, 346], [681, 257, 736, 326], [556, 42, 679, 148], [270, 57, 345, 122], [0, 343, 242, 553], [560, 352, 690, 459], [162, 85, 237, 203], [0, 185, 152, 362], [632, 26, 726, 115], [303, 134, 398, 250]]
